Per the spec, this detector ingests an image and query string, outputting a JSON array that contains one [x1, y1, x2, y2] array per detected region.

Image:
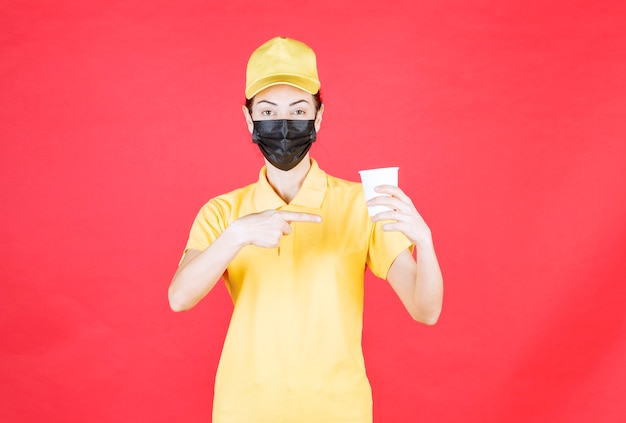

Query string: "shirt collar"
[[253, 159, 328, 211]]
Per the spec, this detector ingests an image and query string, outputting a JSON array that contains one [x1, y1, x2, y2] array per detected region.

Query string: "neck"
[[265, 156, 312, 204]]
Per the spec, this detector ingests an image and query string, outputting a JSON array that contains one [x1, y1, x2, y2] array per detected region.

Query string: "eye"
[[260, 109, 274, 116], [293, 109, 306, 116]]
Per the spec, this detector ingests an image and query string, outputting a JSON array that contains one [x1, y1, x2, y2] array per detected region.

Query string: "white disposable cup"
[[358, 167, 399, 216]]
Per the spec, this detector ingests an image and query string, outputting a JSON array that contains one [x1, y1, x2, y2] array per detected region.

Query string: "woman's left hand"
[[366, 185, 433, 248]]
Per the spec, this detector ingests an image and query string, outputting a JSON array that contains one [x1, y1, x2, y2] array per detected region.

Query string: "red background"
[[1, 1, 625, 422]]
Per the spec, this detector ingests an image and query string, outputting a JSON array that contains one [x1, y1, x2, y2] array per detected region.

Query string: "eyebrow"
[[289, 99, 310, 107], [256, 99, 311, 107]]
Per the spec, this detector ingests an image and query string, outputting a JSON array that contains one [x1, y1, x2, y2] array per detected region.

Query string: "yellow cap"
[[245, 37, 321, 99]]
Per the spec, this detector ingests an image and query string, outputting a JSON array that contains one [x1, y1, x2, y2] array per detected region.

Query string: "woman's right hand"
[[227, 209, 322, 248]]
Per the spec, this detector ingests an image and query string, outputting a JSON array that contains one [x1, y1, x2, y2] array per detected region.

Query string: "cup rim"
[[358, 166, 399, 175]]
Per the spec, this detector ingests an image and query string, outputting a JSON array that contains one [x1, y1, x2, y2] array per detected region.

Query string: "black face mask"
[[252, 119, 317, 171]]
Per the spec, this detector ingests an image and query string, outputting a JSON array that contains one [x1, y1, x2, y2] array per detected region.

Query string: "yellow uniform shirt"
[[184, 160, 412, 423]]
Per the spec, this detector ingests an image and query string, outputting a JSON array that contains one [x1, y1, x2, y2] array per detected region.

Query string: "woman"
[[169, 36, 443, 423]]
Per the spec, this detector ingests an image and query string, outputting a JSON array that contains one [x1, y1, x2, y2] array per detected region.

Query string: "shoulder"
[[323, 172, 369, 220], [196, 182, 257, 220], [325, 172, 364, 197]]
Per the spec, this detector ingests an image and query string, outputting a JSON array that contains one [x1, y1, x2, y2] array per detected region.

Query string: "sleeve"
[[181, 198, 231, 259], [366, 220, 414, 280]]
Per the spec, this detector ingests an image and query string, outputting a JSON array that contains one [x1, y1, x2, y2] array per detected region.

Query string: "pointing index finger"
[[276, 211, 322, 223]]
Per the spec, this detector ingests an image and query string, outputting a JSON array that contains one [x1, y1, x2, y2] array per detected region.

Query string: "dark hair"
[[246, 90, 323, 114]]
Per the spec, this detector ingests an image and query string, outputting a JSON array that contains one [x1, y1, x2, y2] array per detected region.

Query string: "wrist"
[[223, 220, 250, 250], [413, 231, 434, 250]]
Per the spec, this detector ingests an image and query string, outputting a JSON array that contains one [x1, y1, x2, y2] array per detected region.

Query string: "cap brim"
[[245, 74, 320, 99]]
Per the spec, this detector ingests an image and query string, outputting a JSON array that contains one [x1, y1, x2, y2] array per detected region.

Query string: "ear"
[[314, 104, 324, 132], [242, 105, 254, 133]]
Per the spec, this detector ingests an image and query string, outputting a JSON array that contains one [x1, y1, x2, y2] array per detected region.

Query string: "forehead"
[[253, 84, 315, 106]]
